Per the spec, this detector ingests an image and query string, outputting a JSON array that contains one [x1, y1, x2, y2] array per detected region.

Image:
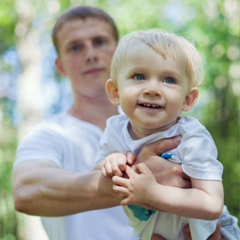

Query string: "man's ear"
[[105, 79, 120, 105], [182, 88, 199, 112], [55, 58, 67, 77]]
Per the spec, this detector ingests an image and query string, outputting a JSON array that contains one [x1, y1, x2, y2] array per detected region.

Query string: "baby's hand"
[[112, 163, 157, 205], [101, 153, 128, 178]]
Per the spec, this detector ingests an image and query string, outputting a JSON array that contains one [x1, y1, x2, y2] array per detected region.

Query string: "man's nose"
[[85, 44, 97, 62]]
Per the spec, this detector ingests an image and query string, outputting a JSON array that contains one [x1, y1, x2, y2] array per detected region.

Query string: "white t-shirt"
[[15, 112, 138, 240], [96, 115, 223, 240]]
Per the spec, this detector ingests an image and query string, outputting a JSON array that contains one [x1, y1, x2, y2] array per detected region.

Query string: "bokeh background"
[[0, 0, 239, 239]]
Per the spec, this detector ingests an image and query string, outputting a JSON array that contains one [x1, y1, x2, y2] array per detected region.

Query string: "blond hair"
[[111, 29, 203, 88]]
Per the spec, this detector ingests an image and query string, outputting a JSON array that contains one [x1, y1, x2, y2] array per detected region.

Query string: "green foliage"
[[216, 134, 240, 221], [174, 0, 240, 222], [0, 0, 17, 54], [0, 120, 21, 239]]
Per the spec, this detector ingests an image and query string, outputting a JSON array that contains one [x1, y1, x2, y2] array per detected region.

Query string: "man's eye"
[[70, 44, 82, 52], [134, 74, 145, 81], [94, 38, 106, 46], [163, 77, 174, 84]]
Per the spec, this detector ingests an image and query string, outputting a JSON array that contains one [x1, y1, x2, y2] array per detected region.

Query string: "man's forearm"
[[12, 161, 119, 217]]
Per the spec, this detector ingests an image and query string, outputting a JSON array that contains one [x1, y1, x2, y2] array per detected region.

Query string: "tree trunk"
[[15, 0, 44, 139]]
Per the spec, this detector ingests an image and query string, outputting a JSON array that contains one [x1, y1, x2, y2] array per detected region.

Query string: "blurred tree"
[[0, 121, 20, 239], [15, 0, 45, 139], [0, 0, 17, 53], [175, 0, 240, 220]]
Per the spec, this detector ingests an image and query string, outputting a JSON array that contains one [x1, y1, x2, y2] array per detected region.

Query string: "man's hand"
[[136, 136, 191, 188], [149, 221, 222, 240], [183, 222, 222, 240], [151, 234, 166, 240]]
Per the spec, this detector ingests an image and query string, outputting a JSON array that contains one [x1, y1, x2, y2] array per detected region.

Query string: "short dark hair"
[[52, 5, 119, 53]]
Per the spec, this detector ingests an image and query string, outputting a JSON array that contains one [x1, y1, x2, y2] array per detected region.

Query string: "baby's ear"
[[105, 79, 120, 105], [182, 88, 199, 112]]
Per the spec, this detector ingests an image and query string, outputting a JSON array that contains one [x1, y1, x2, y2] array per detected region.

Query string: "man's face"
[[55, 18, 117, 99]]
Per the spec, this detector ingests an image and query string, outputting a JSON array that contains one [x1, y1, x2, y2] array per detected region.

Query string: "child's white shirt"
[[96, 115, 223, 240]]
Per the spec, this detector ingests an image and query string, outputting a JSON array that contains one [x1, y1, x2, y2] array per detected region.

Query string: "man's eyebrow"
[[92, 35, 109, 39], [65, 39, 82, 48]]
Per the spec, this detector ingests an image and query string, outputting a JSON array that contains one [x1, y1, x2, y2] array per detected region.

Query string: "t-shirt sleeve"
[[177, 118, 223, 181], [14, 124, 63, 168]]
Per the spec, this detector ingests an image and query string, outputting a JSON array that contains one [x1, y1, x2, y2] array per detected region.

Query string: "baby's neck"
[[128, 117, 180, 140]]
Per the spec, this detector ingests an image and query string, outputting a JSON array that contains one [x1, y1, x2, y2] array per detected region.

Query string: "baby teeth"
[[143, 104, 159, 108]]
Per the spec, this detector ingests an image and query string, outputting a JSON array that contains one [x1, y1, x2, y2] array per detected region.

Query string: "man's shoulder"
[[20, 112, 68, 140]]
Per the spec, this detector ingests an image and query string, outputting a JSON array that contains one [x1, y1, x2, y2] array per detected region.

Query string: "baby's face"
[[116, 41, 191, 138]]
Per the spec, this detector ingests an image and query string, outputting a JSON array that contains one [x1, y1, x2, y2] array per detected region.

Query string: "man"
[[12, 5, 239, 240]]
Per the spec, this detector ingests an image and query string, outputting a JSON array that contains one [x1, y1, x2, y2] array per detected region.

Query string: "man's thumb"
[[150, 234, 166, 240]]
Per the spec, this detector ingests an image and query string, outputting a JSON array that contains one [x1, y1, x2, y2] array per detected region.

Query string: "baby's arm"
[[113, 163, 224, 220]]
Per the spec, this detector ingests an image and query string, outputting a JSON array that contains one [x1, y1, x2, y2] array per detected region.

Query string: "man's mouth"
[[83, 68, 105, 75]]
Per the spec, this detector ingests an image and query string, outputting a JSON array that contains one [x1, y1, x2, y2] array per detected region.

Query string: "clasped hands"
[[100, 136, 190, 205]]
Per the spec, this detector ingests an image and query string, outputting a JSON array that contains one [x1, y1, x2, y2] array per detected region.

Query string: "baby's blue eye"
[[134, 74, 145, 81], [163, 78, 174, 84]]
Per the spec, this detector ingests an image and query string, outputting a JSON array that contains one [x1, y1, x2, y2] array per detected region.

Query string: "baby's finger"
[[100, 165, 107, 177], [113, 183, 128, 194], [125, 165, 137, 177], [120, 197, 130, 206], [126, 152, 136, 165], [117, 154, 128, 172], [103, 161, 114, 177], [136, 162, 152, 174], [111, 158, 124, 177], [112, 175, 129, 187]]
